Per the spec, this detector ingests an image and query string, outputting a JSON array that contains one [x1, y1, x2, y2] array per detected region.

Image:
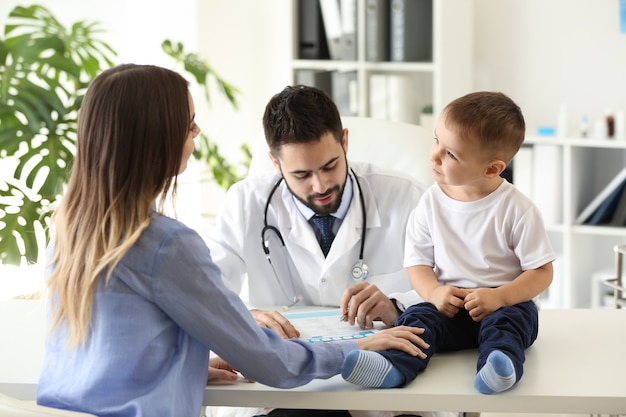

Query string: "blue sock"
[[341, 350, 405, 388], [474, 350, 517, 394]]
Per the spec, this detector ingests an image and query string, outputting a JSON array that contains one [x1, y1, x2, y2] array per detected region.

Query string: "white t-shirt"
[[404, 180, 556, 290]]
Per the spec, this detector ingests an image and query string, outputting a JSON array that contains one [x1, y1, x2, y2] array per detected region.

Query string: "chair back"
[[247, 117, 434, 186], [0, 392, 97, 416]]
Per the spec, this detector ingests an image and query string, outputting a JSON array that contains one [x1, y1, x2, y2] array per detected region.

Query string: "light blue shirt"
[[37, 212, 357, 417]]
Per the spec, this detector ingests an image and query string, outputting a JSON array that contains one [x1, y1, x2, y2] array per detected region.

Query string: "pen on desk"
[[340, 304, 350, 321], [340, 315, 358, 322]]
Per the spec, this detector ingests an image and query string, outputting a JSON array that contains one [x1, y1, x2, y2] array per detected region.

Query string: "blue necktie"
[[310, 215, 335, 257]]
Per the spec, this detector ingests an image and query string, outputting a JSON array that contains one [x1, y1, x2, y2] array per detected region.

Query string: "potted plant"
[[0, 5, 248, 267], [0, 4, 116, 266], [420, 104, 434, 132]]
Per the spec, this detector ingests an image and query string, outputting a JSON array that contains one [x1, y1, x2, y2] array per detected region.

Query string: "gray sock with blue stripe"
[[474, 350, 516, 394], [341, 350, 405, 388]]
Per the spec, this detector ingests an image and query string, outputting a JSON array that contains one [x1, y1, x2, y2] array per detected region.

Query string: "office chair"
[[0, 393, 97, 417], [247, 116, 434, 187]]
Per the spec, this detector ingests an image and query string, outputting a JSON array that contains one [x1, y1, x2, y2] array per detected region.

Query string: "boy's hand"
[[430, 286, 472, 318], [464, 287, 503, 321]]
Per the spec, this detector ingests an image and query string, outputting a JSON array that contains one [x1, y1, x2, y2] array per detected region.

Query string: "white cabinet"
[[290, 0, 473, 125], [520, 136, 626, 308]]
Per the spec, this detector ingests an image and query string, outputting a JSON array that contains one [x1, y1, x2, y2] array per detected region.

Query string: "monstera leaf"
[[0, 5, 115, 265]]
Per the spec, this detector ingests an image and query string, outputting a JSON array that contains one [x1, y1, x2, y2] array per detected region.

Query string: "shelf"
[[292, 59, 436, 73], [526, 135, 626, 148], [571, 225, 626, 236], [290, 0, 473, 123], [515, 136, 626, 308]]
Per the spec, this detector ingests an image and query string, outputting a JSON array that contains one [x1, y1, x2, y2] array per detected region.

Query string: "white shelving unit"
[[521, 136, 626, 308], [289, 0, 473, 124]]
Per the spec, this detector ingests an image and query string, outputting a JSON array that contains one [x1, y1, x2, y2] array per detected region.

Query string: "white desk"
[[2, 300, 626, 414], [202, 308, 626, 415]]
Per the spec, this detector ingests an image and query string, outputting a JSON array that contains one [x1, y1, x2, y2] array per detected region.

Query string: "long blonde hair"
[[47, 64, 190, 348]]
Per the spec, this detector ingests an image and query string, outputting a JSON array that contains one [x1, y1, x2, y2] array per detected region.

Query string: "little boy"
[[340, 91, 555, 394]]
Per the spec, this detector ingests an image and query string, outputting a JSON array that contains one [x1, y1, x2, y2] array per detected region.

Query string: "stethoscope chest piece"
[[351, 260, 369, 281]]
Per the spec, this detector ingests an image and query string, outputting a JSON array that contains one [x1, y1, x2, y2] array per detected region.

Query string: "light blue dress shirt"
[[37, 212, 357, 417]]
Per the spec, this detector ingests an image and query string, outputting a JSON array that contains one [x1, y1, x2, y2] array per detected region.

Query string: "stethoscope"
[[261, 168, 369, 307]]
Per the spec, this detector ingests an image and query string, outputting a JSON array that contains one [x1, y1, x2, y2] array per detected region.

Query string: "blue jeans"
[[380, 300, 539, 386]]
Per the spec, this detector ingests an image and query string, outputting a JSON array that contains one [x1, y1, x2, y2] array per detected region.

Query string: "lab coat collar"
[[276, 163, 382, 259]]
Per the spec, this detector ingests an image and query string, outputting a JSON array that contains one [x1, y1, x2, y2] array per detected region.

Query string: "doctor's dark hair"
[[442, 91, 525, 164], [262, 85, 343, 155], [47, 64, 191, 348]]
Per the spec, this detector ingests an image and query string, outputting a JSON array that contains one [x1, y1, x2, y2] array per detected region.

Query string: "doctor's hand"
[[355, 325, 429, 359], [250, 309, 301, 339], [340, 282, 400, 329]]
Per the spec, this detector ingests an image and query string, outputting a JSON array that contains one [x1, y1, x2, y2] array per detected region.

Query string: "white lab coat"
[[204, 162, 426, 310]]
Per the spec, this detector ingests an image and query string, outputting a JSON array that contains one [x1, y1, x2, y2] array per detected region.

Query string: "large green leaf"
[[0, 4, 116, 266], [0, 181, 46, 265]]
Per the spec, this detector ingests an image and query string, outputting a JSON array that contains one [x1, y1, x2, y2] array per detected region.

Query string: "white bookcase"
[[519, 136, 626, 308], [289, 0, 473, 125]]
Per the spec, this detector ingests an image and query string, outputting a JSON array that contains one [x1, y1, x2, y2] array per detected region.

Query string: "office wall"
[[0, 0, 198, 66], [474, 0, 626, 136], [196, 1, 292, 161], [0, 0, 207, 226], [195, 0, 626, 161], [3, 0, 625, 210], [5, 0, 624, 153], [3, 0, 625, 147]]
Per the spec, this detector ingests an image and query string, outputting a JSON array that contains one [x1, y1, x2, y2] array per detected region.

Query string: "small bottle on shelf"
[[593, 118, 607, 139], [615, 110, 624, 141], [606, 108, 615, 138], [580, 115, 589, 138]]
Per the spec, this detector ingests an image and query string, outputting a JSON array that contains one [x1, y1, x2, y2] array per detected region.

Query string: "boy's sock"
[[474, 350, 517, 394], [341, 350, 405, 388]]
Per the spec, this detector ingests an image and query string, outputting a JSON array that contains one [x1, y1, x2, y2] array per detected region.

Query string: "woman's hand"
[[354, 325, 429, 359], [207, 356, 254, 385], [250, 309, 301, 339]]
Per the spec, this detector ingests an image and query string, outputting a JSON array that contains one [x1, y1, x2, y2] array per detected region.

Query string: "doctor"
[[205, 85, 426, 339]]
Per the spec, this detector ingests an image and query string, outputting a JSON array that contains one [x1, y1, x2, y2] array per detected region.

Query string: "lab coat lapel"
[[275, 169, 382, 264], [276, 185, 322, 256], [326, 171, 381, 265]]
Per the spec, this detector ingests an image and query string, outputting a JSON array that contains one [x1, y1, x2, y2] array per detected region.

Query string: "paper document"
[[284, 309, 385, 343]]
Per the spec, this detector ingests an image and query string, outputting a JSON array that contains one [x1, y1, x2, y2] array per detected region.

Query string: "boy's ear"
[[485, 159, 507, 178]]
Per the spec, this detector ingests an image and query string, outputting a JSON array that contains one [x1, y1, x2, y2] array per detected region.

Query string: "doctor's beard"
[[285, 167, 348, 216]]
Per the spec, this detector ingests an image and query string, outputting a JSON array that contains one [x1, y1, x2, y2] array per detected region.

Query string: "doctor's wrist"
[[389, 298, 404, 315]]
